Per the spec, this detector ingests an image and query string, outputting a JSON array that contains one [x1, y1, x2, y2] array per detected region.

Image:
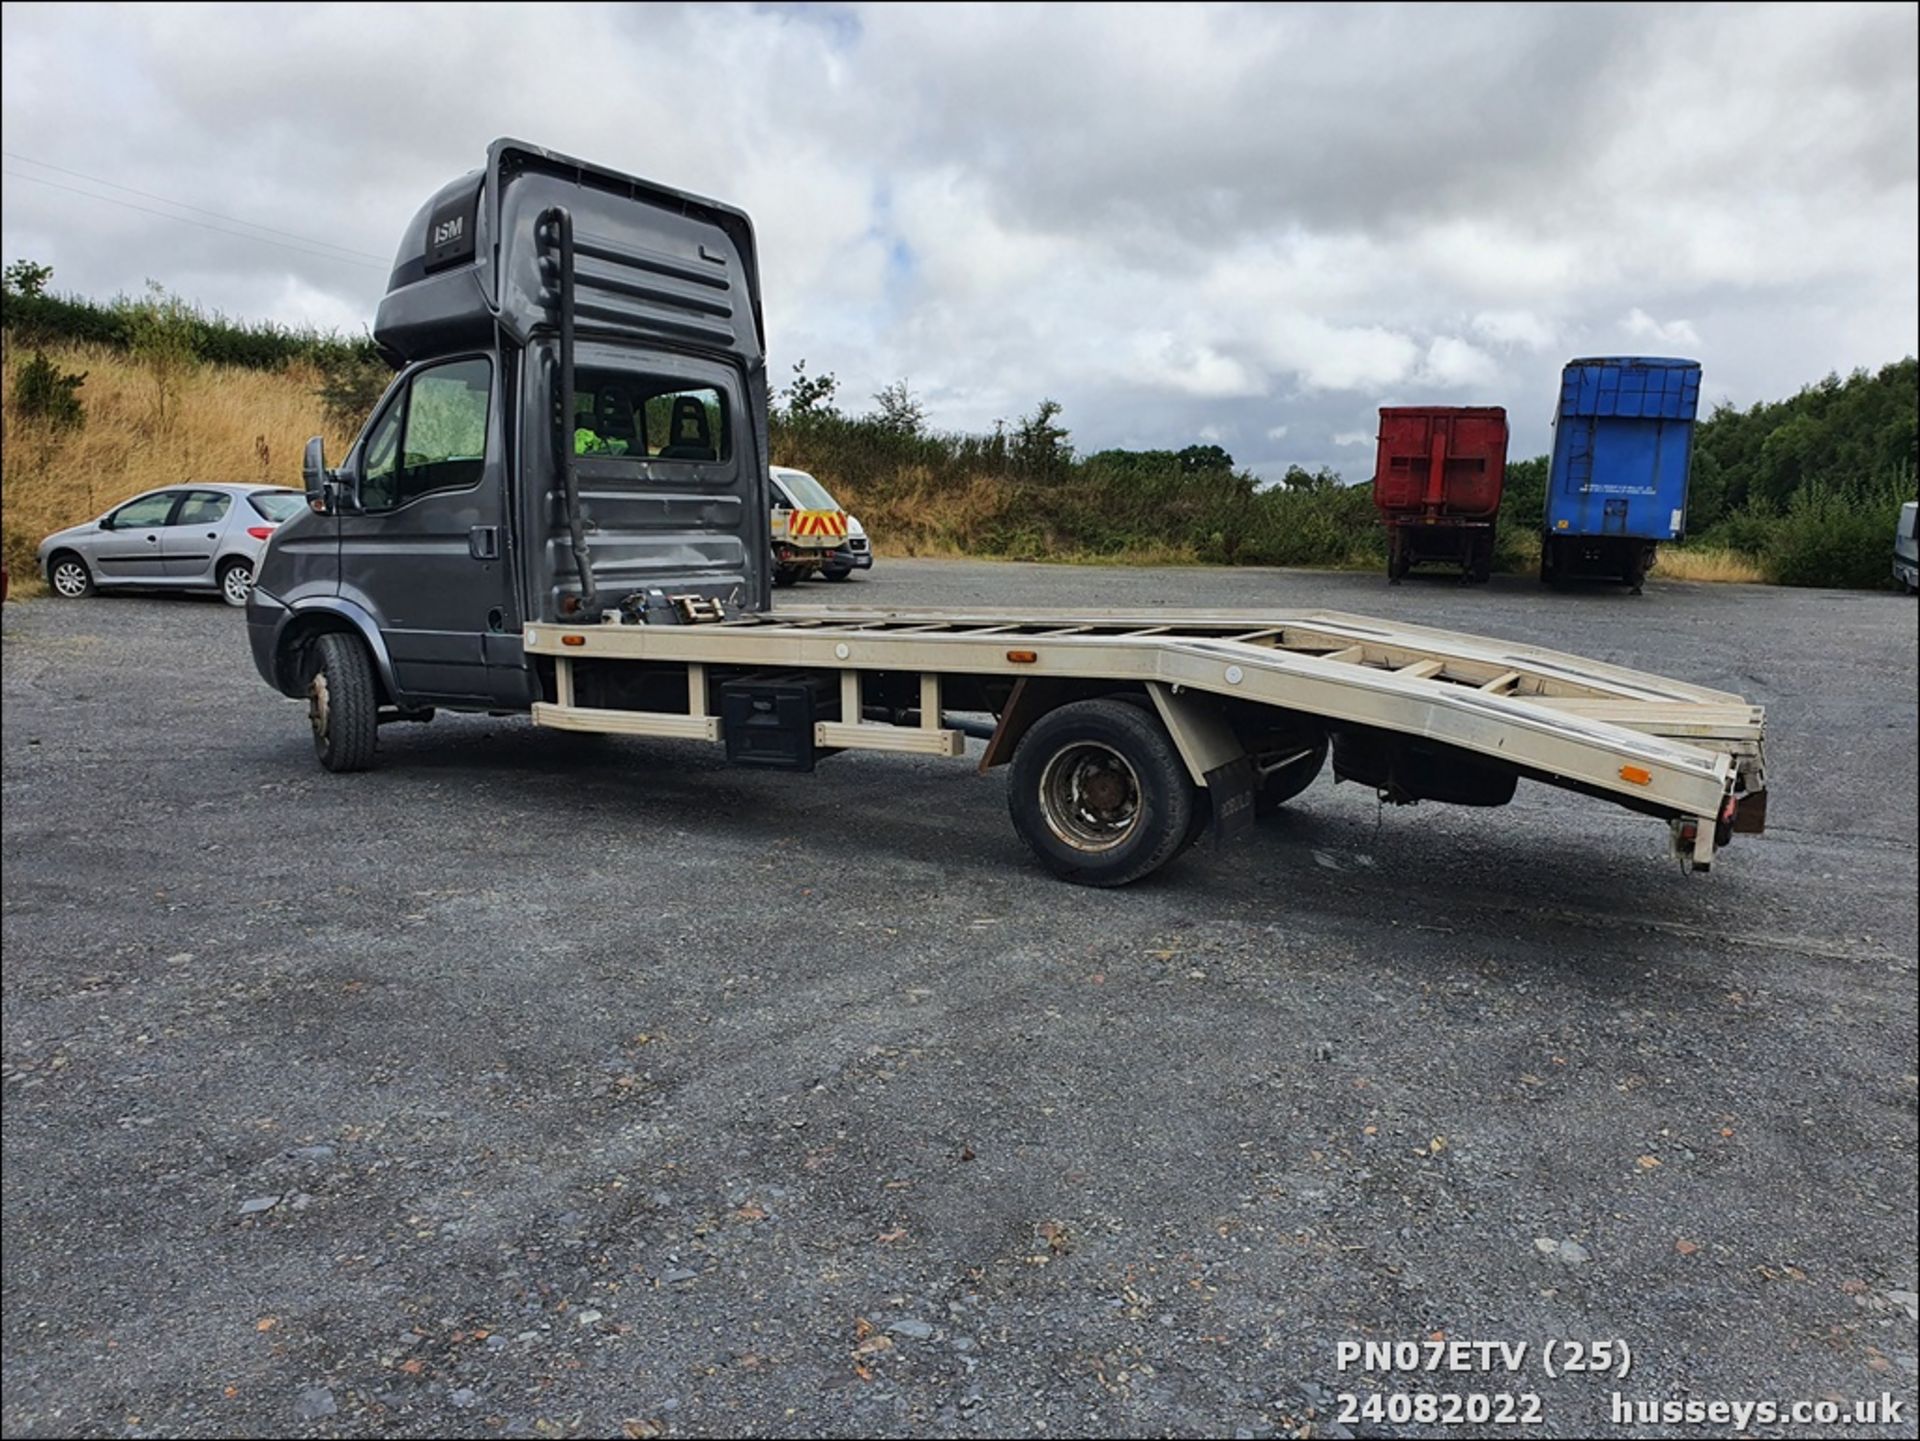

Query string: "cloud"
[[1473, 309, 1558, 352], [1622, 308, 1704, 350], [1418, 337, 1502, 391], [1332, 431, 1374, 448], [1, 2, 1913, 482]]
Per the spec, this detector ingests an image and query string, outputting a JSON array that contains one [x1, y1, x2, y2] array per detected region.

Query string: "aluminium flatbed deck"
[[521, 604, 1767, 875]]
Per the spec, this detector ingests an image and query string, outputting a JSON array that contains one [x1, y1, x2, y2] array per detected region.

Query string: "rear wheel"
[[48, 552, 94, 599], [305, 633, 379, 773], [821, 567, 853, 581], [1387, 532, 1409, 584], [219, 558, 254, 607], [773, 564, 803, 587], [1008, 698, 1195, 886]]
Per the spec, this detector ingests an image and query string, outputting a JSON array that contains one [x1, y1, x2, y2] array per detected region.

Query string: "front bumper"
[[828, 540, 874, 571]]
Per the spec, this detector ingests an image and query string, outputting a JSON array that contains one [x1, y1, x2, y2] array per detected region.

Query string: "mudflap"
[[1203, 756, 1258, 848]]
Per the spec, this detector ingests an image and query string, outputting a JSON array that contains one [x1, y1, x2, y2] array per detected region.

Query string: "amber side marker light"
[[1619, 764, 1653, 785], [1006, 650, 1038, 664], [562, 635, 587, 647]]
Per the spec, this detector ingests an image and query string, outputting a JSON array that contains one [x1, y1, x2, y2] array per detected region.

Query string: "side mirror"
[[302, 436, 329, 511]]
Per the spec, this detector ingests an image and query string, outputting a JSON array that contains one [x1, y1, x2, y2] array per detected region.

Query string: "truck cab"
[[247, 139, 771, 724]]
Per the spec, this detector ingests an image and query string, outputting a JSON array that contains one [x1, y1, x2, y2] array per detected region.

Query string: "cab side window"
[[359, 357, 492, 512], [361, 400, 404, 511]]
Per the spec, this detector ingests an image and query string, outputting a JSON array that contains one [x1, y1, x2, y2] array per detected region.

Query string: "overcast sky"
[[3, 2, 1915, 481]]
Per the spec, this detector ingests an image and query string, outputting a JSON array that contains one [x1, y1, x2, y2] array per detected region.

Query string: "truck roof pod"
[[373, 138, 766, 371]]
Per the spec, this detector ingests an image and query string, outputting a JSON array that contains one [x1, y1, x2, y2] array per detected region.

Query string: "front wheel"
[[306, 633, 379, 772], [1008, 698, 1196, 886], [48, 553, 94, 599], [219, 558, 254, 608]]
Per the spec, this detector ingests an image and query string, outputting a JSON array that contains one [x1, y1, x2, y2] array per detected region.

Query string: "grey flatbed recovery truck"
[[248, 139, 1769, 886]]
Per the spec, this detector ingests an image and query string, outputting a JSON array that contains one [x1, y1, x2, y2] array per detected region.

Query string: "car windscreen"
[[776, 470, 838, 510], [248, 491, 305, 522]]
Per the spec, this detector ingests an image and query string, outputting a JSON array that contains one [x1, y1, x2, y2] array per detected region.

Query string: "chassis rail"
[[522, 605, 1767, 872]]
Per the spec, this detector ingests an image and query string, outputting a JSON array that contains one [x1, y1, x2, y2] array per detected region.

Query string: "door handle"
[[147, 534, 159, 543], [469, 525, 499, 560], [206, 531, 218, 539]]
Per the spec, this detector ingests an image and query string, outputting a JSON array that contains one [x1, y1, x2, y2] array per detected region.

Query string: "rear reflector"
[[246, 525, 275, 540]]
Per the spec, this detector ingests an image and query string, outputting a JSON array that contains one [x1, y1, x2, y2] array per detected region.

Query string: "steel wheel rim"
[[307, 671, 331, 749], [1038, 741, 1141, 853], [52, 561, 87, 596], [223, 566, 252, 604]]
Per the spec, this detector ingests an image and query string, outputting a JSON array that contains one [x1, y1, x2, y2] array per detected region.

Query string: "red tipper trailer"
[[1373, 406, 1508, 583]]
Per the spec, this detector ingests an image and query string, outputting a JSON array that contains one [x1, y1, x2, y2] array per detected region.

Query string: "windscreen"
[[776, 469, 838, 510]]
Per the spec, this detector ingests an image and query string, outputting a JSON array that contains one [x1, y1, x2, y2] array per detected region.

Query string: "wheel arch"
[[44, 546, 89, 580], [271, 600, 399, 705]]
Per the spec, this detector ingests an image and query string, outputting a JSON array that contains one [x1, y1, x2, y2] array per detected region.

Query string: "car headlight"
[[847, 516, 866, 538]]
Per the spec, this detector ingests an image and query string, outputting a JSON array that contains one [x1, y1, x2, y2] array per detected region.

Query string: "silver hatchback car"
[[38, 483, 306, 607]]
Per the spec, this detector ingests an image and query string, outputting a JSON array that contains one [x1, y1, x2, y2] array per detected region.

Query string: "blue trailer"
[[1541, 356, 1701, 592]]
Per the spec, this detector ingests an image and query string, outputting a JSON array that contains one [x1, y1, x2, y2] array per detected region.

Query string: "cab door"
[[335, 354, 514, 705]]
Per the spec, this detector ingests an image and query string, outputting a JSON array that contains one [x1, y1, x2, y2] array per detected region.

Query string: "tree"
[[125, 280, 200, 429], [1279, 463, 1340, 492], [10, 348, 86, 431], [2, 259, 54, 299], [871, 378, 926, 437], [1013, 398, 1070, 476], [780, 359, 840, 419], [1177, 443, 1234, 474]]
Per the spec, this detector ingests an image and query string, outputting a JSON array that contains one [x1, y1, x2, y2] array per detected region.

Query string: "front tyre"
[[48, 553, 95, 599], [306, 633, 379, 773], [1008, 698, 1195, 886], [219, 558, 254, 608]]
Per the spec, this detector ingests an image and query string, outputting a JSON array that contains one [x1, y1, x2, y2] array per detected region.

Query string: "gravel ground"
[[3, 561, 1915, 1440]]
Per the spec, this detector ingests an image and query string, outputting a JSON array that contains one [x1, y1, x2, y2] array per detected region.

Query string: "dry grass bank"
[[2, 342, 356, 593], [1654, 546, 1770, 584]]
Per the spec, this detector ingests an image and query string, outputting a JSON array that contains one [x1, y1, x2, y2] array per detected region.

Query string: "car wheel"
[[822, 567, 853, 581], [305, 633, 379, 773], [1008, 697, 1196, 887], [48, 552, 95, 599], [773, 565, 803, 587], [219, 558, 254, 607]]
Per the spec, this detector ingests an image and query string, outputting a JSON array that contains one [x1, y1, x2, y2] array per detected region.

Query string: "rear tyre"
[[821, 567, 853, 581], [1008, 698, 1195, 887], [48, 552, 94, 599], [219, 558, 254, 608], [306, 633, 379, 773], [773, 565, 803, 588], [1254, 735, 1329, 816]]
